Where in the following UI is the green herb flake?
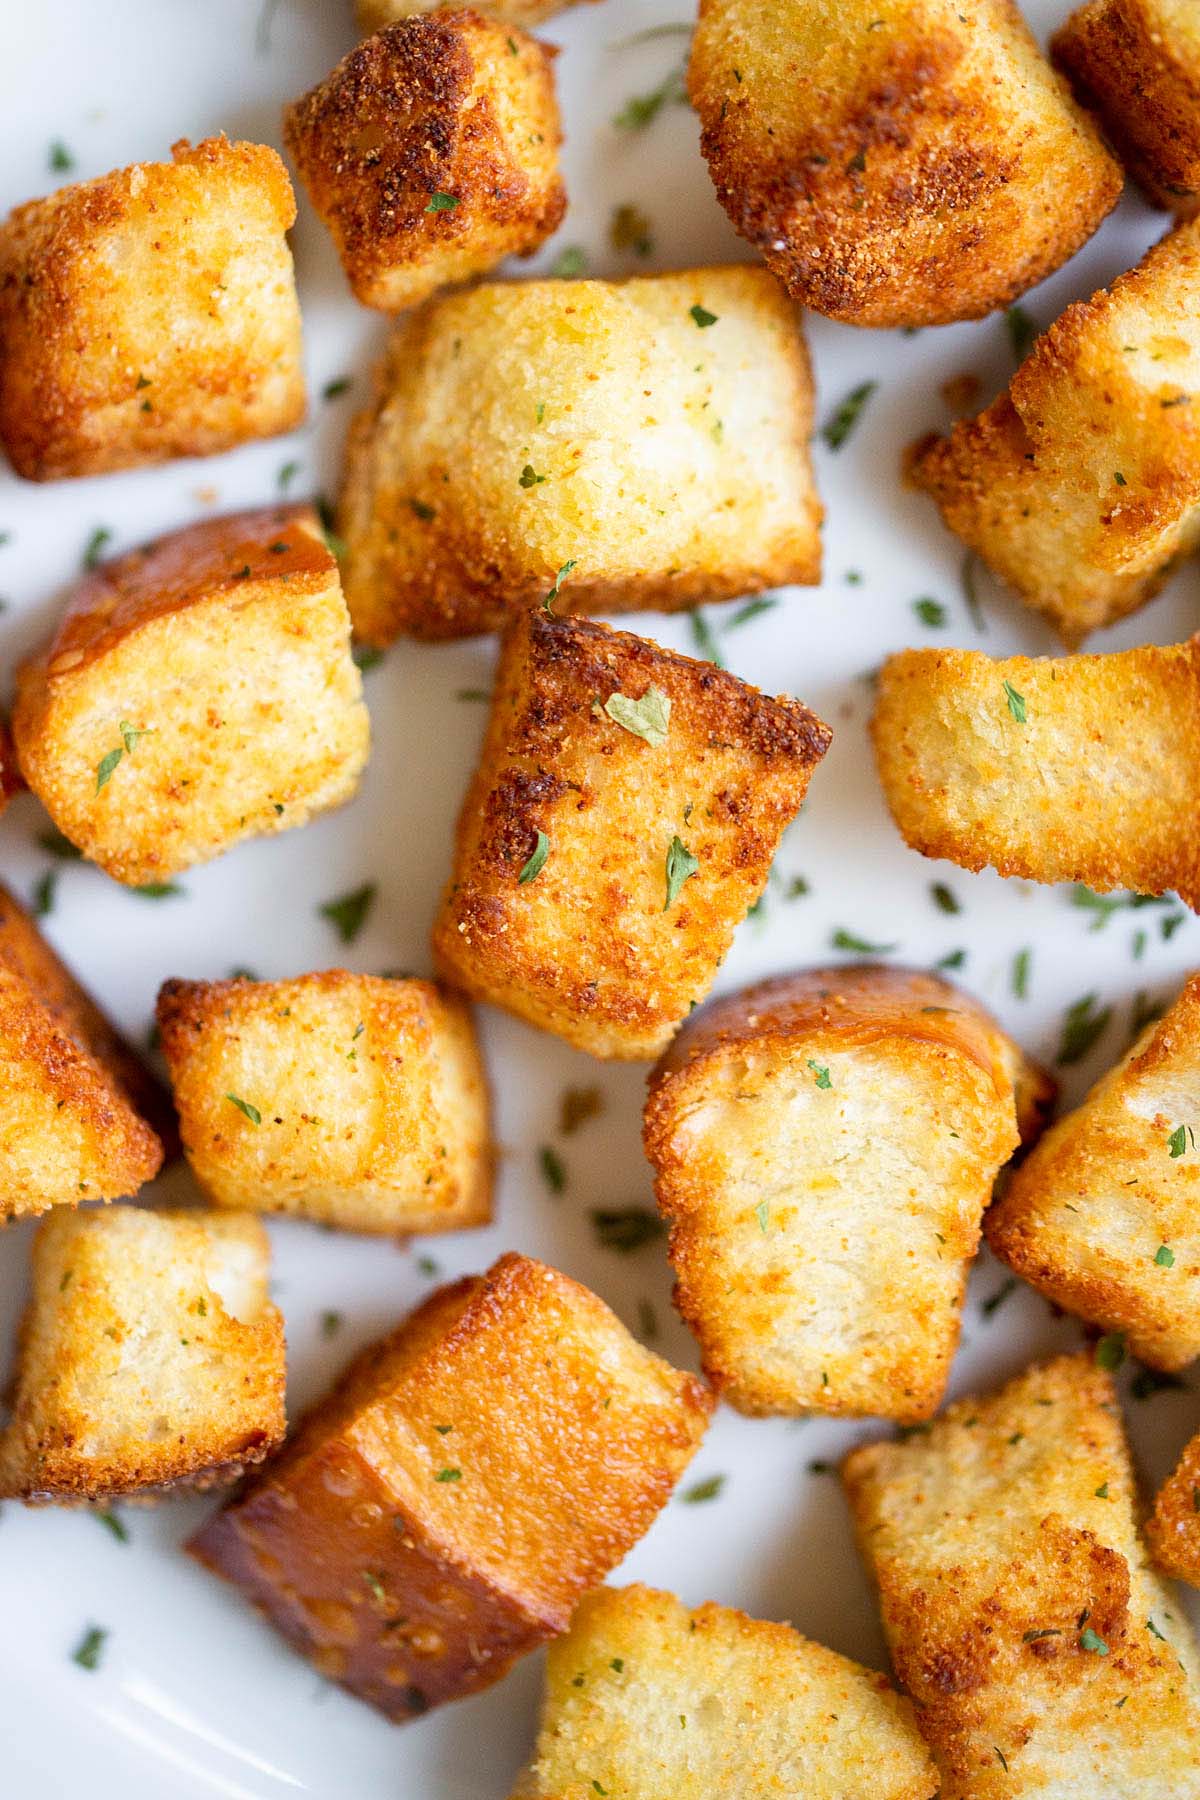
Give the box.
[1079,1627,1109,1655]
[1012,947,1031,999]
[682,1474,725,1503]
[610,203,654,257]
[931,882,960,915]
[543,558,577,609]
[519,463,547,488]
[604,685,670,746]
[688,608,725,666]
[1095,1332,1126,1372]
[37,828,82,860]
[590,1207,664,1253]
[95,746,124,794]
[1003,679,1027,723]
[518,831,550,884]
[913,596,947,627]
[664,835,699,910]
[754,1199,770,1235]
[83,526,112,570]
[49,139,75,173]
[32,871,57,918]
[425,192,459,212]
[612,62,688,131]
[132,882,183,899]
[322,377,351,400]
[550,246,587,278]
[1155,1244,1176,1267]
[225,1093,262,1126]
[831,928,897,955]
[1006,304,1036,361]
[982,1276,1018,1318]
[363,1571,387,1602]
[1057,993,1112,1065]
[539,1144,566,1195]
[821,380,876,451]
[72,1626,107,1671]
[1095,1483,1110,1499]
[807,1059,832,1089]
[319,882,377,943]
[408,497,435,522]
[435,1467,462,1483]
[353,643,384,672]
[689,303,718,329]
[1169,1124,1193,1159]
[95,1509,128,1544]
[995,1748,1009,1773]
[278,459,301,491]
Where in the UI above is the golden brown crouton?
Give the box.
[513,1583,938,1800]
[910,215,1200,642]
[156,972,491,1236]
[871,640,1200,907]
[0,883,166,1223]
[432,613,831,1060]
[357,0,593,26]
[687,0,1121,329]
[0,137,304,481]
[12,505,369,885]
[189,1253,711,1721]
[285,13,565,313]
[843,1354,1200,1796]
[1149,1431,1200,1584]
[644,966,1050,1422]
[0,1205,285,1502]
[1054,0,1200,214]
[338,266,823,643]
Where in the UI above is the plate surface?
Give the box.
[2,2,1200,1794]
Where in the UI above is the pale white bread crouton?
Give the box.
[0,136,304,481]
[432,612,831,1060]
[0,1205,285,1501]
[910,215,1200,642]
[156,972,491,1235]
[843,1354,1200,1797]
[285,13,565,313]
[644,965,1052,1421]
[1149,1430,1200,1584]
[512,1583,938,1800]
[1054,0,1200,215]
[0,882,166,1223]
[188,1254,712,1721]
[358,0,593,26]
[338,267,822,643]
[987,972,1200,1369]
[12,505,369,885]
[871,640,1200,907]
[687,0,1121,329]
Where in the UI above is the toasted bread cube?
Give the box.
[12,505,369,885]
[687,0,1120,330]
[843,1354,1200,1794]
[0,1206,285,1502]
[872,640,1200,907]
[987,973,1200,1369]
[0,137,304,481]
[156,972,491,1235]
[644,966,1050,1422]
[432,613,831,1059]
[0,883,165,1223]
[1054,0,1200,215]
[339,267,823,643]
[358,0,592,25]
[189,1253,711,1720]
[1149,1432,1200,1583]
[910,217,1200,642]
[285,14,565,314]
[513,1583,938,1800]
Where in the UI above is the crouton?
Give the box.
[513,1583,938,1800]
[156,972,491,1235]
[843,1354,1200,1794]
[188,1253,711,1720]
[1054,0,1200,215]
[12,505,369,885]
[0,136,304,481]
[338,266,822,643]
[0,1205,285,1502]
[871,640,1200,907]
[0,883,166,1223]
[0,717,21,812]
[910,216,1200,642]
[285,13,565,314]
[687,0,1121,330]
[1149,1430,1200,1584]
[432,613,831,1060]
[357,0,592,27]
[643,966,1050,1421]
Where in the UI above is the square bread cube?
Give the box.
[843,1354,1200,1794]
[12,505,369,885]
[285,13,565,312]
[188,1253,711,1720]
[644,966,1052,1421]
[0,1205,285,1502]
[357,0,594,27]
[432,613,831,1059]
[512,1583,938,1800]
[987,972,1200,1369]
[871,640,1200,907]
[910,214,1200,642]
[338,266,823,642]
[0,882,166,1223]
[0,136,304,481]
[156,972,491,1235]
[1150,1430,1200,1584]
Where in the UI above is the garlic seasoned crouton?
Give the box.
[871,640,1200,907]
[843,1354,1200,1796]
[910,216,1200,642]
[1054,0,1200,215]
[513,1583,938,1800]
[0,883,165,1223]
[0,1206,285,1502]
[432,613,830,1060]
[156,972,491,1236]
[13,505,369,885]
[987,973,1200,1369]
[644,966,1050,1421]
[285,13,565,313]
[338,267,822,643]
[0,137,304,481]
[189,1253,711,1721]
[1149,1431,1200,1583]
[687,0,1121,329]
[358,0,590,25]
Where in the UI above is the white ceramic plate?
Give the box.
[3,2,1200,1793]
